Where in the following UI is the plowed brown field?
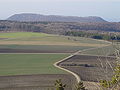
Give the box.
[0,74,76,90]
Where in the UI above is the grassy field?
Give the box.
[0,32,109,47]
[0,54,69,76]
[0,32,50,38]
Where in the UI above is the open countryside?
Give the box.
[0,32,117,90]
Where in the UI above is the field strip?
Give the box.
[54,44,112,84]
[0,53,71,54]
[0,41,109,47]
[78,53,115,58]
[78,44,111,53]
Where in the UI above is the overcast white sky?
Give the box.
[1,0,120,2]
[0,0,120,22]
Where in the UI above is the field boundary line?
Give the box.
[78,53,115,58]
[0,53,71,54]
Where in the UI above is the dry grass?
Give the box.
[83,81,100,90]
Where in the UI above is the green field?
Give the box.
[0,32,50,38]
[0,54,69,76]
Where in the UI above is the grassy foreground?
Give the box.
[0,54,69,76]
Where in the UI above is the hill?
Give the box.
[7,13,107,22]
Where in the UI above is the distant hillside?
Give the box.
[0,20,120,34]
[7,13,107,23]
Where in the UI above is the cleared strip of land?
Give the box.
[0,45,93,53]
[0,41,108,47]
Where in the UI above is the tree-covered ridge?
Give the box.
[0,20,120,36]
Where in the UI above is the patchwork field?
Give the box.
[0,32,109,47]
[0,32,113,90]
[0,32,110,54]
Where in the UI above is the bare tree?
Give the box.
[99,42,120,90]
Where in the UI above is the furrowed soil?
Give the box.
[0,74,76,90]
[60,55,115,82]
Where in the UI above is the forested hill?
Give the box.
[0,21,120,34]
[7,13,106,23]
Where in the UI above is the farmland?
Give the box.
[0,32,109,47]
[0,54,70,76]
[60,55,115,82]
[0,74,76,90]
[0,32,110,54]
[0,32,113,90]
[59,55,116,89]
[0,45,92,53]
[81,45,115,56]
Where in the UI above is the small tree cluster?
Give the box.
[75,82,86,90]
[54,79,66,90]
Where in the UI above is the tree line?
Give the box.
[65,31,120,41]
[1,21,120,34]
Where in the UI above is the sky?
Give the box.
[0,0,120,22]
